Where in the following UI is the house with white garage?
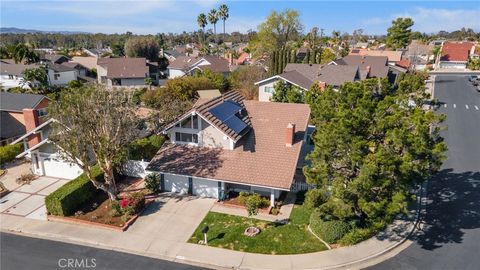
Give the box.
[437,41,475,70]
[0,59,41,90]
[97,57,149,87]
[11,117,83,180]
[146,91,310,206]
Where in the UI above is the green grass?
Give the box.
[188,204,327,254]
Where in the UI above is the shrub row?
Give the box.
[45,166,102,216]
[0,143,23,166]
[309,209,351,244]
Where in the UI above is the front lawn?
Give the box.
[188,203,327,254]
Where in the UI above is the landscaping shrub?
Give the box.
[338,227,376,246]
[238,191,249,205]
[0,143,23,166]
[120,192,146,215]
[45,166,102,216]
[309,210,351,244]
[144,173,161,193]
[238,192,270,208]
[111,200,121,217]
[128,134,166,161]
[244,193,270,216]
[16,173,36,185]
[304,189,329,209]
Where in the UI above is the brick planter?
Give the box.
[216,200,271,214]
[47,200,152,232]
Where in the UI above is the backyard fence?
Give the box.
[291,182,316,192]
[121,160,150,178]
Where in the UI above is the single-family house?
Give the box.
[40,54,70,65]
[405,40,434,70]
[167,55,230,79]
[349,49,403,65]
[255,63,360,102]
[0,92,49,146]
[331,55,390,80]
[437,41,475,70]
[47,63,78,86]
[97,57,149,87]
[0,59,40,90]
[146,91,311,205]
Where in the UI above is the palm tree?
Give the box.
[197,13,208,44]
[218,4,229,40]
[208,9,219,42]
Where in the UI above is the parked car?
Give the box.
[473,79,480,87]
[468,75,478,82]
[476,85,480,92]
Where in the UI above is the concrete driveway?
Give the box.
[0,176,69,220]
[125,194,215,256]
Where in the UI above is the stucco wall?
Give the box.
[200,119,231,149]
[257,79,278,102]
[48,70,78,86]
[120,78,146,86]
[168,68,186,79]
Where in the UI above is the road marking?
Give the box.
[475,106,479,111]
[453,104,456,108]
[466,105,469,109]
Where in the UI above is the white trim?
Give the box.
[16,139,49,158]
[156,171,291,191]
[254,75,308,91]
[10,118,55,145]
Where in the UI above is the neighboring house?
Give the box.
[163,49,183,62]
[0,59,40,90]
[437,41,475,70]
[11,118,83,179]
[167,55,230,79]
[40,54,70,64]
[97,57,149,87]
[71,56,98,71]
[331,55,390,80]
[0,92,49,146]
[405,40,434,70]
[146,91,311,205]
[83,48,112,58]
[255,63,360,102]
[47,63,78,86]
[61,61,96,83]
[349,49,403,65]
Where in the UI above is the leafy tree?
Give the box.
[124,36,160,61]
[386,18,414,49]
[140,87,192,124]
[218,4,229,40]
[197,13,208,43]
[304,74,447,236]
[250,9,303,57]
[467,58,480,70]
[229,66,267,100]
[194,68,229,92]
[319,48,336,64]
[49,84,141,200]
[111,43,125,56]
[22,67,49,92]
[270,81,304,103]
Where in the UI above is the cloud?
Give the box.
[362,7,480,33]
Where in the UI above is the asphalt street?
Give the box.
[0,232,211,270]
[367,75,480,269]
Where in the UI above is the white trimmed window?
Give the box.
[264,86,274,93]
[175,132,198,143]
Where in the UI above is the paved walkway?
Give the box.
[1,188,421,270]
[1,176,68,220]
[0,161,31,191]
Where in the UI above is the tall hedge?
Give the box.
[45,166,102,216]
[310,210,351,244]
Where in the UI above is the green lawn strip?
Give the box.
[189,205,327,254]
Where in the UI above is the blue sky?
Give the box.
[1,1,479,35]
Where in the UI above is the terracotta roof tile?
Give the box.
[440,42,474,62]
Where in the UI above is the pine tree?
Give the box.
[278,49,284,74]
[269,51,277,76]
[290,49,297,63]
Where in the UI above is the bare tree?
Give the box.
[49,84,140,200]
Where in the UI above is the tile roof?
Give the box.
[0,59,40,76]
[316,65,359,86]
[440,42,474,62]
[42,54,69,64]
[48,63,76,72]
[197,89,222,99]
[97,57,148,79]
[334,55,389,79]
[71,57,97,70]
[148,94,310,190]
[349,49,403,62]
[0,92,47,112]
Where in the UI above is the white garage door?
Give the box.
[192,178,218,198]
[164,174,189,194]
[42,156,83,180]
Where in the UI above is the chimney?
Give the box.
[23,109,41,148]
[286,123,295,147]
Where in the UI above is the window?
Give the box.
[37,108,48,117]
[177,115,198,129]
[175,132,198,143]
[54,73,60,80]
[264,86,274,93]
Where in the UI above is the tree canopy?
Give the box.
[386,18,414,49]
[49,85,141,200]
[270,81,304,103]
[124,36,160,61]
[304,74,446,242]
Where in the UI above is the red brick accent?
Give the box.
[286,123,296,147]
[23,109,41,148]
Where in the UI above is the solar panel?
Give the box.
[208,100,248,134]
[224,116,248,134]
[209,100,242,121]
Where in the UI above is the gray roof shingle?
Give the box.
[0,92,47,112]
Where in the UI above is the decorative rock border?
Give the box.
[244,226,260,237]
